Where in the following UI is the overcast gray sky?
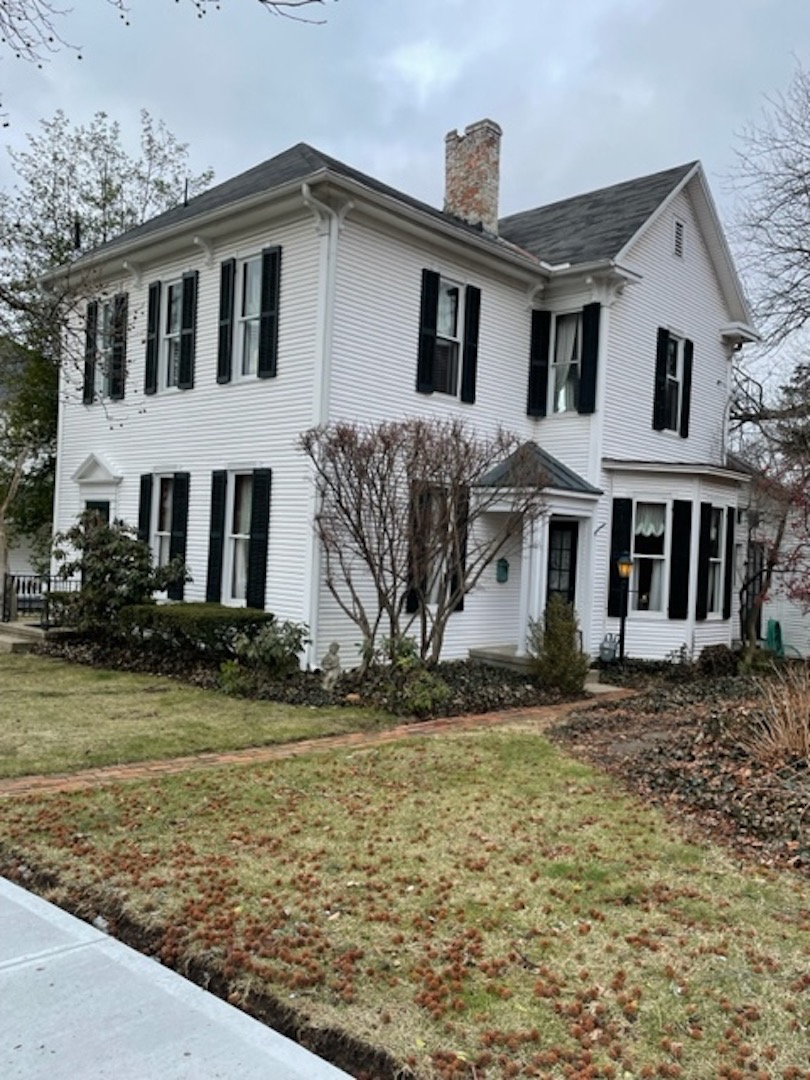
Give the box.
[1,0,808,222]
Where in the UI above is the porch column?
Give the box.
[517,513,548,655]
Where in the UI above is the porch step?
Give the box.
[0,622,52,653]
[469,646,532,673]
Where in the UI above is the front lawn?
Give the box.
[0,653,391,778]
[1,728,807,1079]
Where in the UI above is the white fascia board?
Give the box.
[615,163,755,329]
[45,169,548,292]
[720,320,760,344]
[602,458,751,484]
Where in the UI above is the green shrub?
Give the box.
[697,643,739,678]
[529,595,590,696]
[398,668,452,718]
[51,513,187,637]
[218,659,258,697]
[232,619,310,678]
[118,602,274,660]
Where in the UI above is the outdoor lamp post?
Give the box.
[617,552,633,664]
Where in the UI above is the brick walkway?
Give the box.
[0,688,632,799]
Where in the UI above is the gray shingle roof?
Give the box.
[81,143,500,260]
[480,441,601,495]
[498,162,697,266]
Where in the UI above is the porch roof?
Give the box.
[480,441,602,495]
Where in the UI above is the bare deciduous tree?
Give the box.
[299,418,548,669]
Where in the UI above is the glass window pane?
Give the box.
[231,538,248,600]
[167,283,181,334]
[242,259,261,317]
[232,475,253,535]
[242,321,259,375]
[437,282,459,338]
[158,478,173,532]
[666,336,679,377]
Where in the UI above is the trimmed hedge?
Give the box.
[118,602,275,660]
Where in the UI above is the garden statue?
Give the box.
[321,641,342,691]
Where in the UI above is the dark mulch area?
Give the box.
[37,638,567,717]
[550,676,810,874]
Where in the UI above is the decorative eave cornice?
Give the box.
[720,321,760,346]
[603,458,751,484]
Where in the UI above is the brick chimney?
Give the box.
[444,119,502,234]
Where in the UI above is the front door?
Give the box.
[547,521,578,606]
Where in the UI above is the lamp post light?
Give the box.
[616,552,633,665]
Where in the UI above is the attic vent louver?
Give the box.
[674,219,684,258]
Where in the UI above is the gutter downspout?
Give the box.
[299,182,353,668]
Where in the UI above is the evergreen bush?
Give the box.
[529,595,591,695]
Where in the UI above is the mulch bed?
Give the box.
[37,638,567,717]
[550,676,810,875]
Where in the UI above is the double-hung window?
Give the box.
[162,282,183,389]
[664,335,683,431]
[707,507,724,614]
[416,269,481,403]
[83,294,127,403]
[207,469,272,610]
[154,476,174,567]
[144,272,198,395]
[434,278,462,396]
[217,248,282,384]
[653,328,693,437]
[551,312,582,414]
[632,502,667,612]
[237,257,262,377]
[228,473,253,602]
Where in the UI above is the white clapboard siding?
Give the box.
[56,214,321,624]
[604,188,732,466]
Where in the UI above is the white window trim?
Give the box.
[664,333,684,433]
[433,275,463,398]
[630,500,670,617]
[549,310,582,416]
[707,506,726,618]
[160,280,182,391]
[223,472,253,606]
[234,255,262,381]
[94,299,115,398]
[152,475,174,569]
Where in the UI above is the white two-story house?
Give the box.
[49,120,757,668]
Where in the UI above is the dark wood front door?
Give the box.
[547,521,578,606]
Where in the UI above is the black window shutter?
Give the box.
[527,309,551,417]
[206,470,227,603]
[460,285,481,404]
[608,497,633,617]
[578,302,600,415]
[679,339,693,439]
[696,501,712,621]
[246,468,272,609]
[145,281,161,396]
[178,271,198,390]
[416,269,439,394]
[450,489,470,612]
[217,259,236,384]
[83,301,98,404]
[167,472,190,601]
[652,327,669,431]
[668,500,692,619]
[109,293,128,401]
[257,247,281,379]
[723,506,735,620]
[137,473,153,544]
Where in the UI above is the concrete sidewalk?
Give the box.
[0,876,350,1079]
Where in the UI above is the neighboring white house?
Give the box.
[48,120,758,667]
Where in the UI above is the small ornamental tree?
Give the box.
[52,512,188,636]
[300,418,548,668]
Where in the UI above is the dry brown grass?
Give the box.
[739,665,810,764]
[1,731,808,1079]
